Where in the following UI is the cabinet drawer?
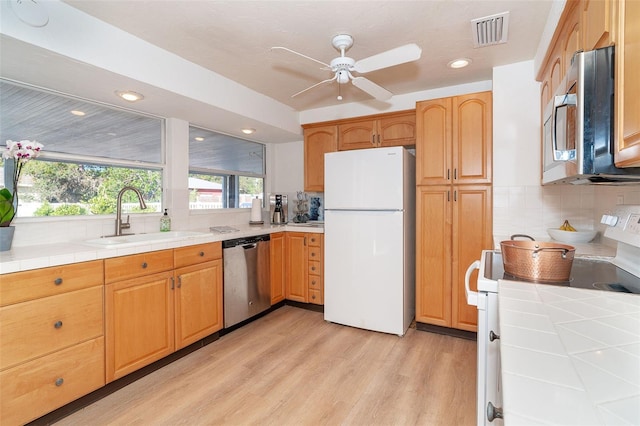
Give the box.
[0,286,104,370]
[308,234,322,247]
[308,274,323,289]
[308,260,322,276]
[105,249,174,283]
[0,336,105,426]
[174,242,222,268]
[309,288,323,305]
[0,260,103,307]
[308,246,322,261]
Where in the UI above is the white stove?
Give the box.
[465,204,640,426]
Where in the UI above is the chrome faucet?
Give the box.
[115,186,147,236]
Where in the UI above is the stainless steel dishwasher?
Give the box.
[223,234,271,328]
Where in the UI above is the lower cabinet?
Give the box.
[0,260,105,425]
[105,243,223,382]
[416,184,492,331]
[270,232,286,304]
[284,232,324,304]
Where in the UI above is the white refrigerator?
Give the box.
[324,146,415,336]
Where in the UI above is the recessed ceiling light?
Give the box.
[115,90,144,102]
[242,128,256,135]
[70,110,86,116]
[448,58,472,69]
[194,137,205,141]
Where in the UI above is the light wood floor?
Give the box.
[55,306,477,426]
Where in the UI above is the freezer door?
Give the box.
[324,209,411,335]
[324,147,406,210]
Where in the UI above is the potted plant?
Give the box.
[1,139,44,251]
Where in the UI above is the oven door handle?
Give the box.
[465,260,480,306]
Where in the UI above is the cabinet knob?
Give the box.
[311,294,316,300]
[199,251,205,257]
[55,378,64,387]
[486,402,503,422]
[312,280,317,286]
[311,266,316,271]
[489,330,500,342]
[54,320,63,329]
[54,278,63,285]
[141,262,148,269]
[311,252,316,257]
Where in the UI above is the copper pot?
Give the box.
[500,235,575,282]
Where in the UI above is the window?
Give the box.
[0,80,164,218]
[189,126,265,209]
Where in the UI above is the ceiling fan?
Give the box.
[272,34,422,101]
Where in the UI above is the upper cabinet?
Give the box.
[338,111,416,150]
[582,0,614,50]
[303,110,415,192]
[416,92,492,185]
[303,125,338,192]
[615,0,640,167]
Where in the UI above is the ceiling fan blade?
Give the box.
[353,43,422,73]
[271,46,331,68]
[351,77,393,101]
[291,75,337,98]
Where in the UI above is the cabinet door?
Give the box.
[270,232,286,304]
[338,119,376,150]
[106,271,174,382]
[451,185,493,332]
[378,112,416,147]
[615,0,640,167]
[285,232,308,303]
[582,0,613,50]
[304,125,338,192]
[174,260,223,350]
[416,98,453,185]
[415,185,452,326]
[453,92,492,184]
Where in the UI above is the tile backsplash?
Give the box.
[493,184,640,242]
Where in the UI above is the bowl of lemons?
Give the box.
[547,220,598,244]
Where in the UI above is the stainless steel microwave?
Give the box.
[542,46,640,184]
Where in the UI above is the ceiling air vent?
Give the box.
[471,11,509,48]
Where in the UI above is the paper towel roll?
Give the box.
[250,198,262,222]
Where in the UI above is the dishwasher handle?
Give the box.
[242,243,257,250]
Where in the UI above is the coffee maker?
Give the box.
[269,194,288,224]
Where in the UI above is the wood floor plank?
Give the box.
[54,306,476,425]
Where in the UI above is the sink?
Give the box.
[287,222,324,228]
[84,231,208,248]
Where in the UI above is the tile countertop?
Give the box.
[0,223,323,275]
[498,281,640,425]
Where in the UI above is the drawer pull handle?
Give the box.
[54,320,63,329]
[199,251,205,257]
[55,378,64,387]
[54,278,63,285]
[141,262,148,269]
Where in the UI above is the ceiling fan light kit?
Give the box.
[272,33,422,102]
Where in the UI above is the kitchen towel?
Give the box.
[250,198,262,222]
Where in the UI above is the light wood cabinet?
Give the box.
[284,232,324,304]
[106,269,175,382]
[415,91,493,332]
[582,0,615,50]
[270,232,286,304]
[416,92,492,186]
[0,261,105,425]
[285,232,308,303]
[174,243,223,350]
[615,0,640,167]
[307,234,324,305]
[303,124,338,192]
[106,244,223,382]
[338,111,416,150]
[415,185,492,331]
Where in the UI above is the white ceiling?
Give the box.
[0,0,555,143]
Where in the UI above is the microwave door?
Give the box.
[553,93,577,161]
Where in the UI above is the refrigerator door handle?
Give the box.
[465,260,480,306]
